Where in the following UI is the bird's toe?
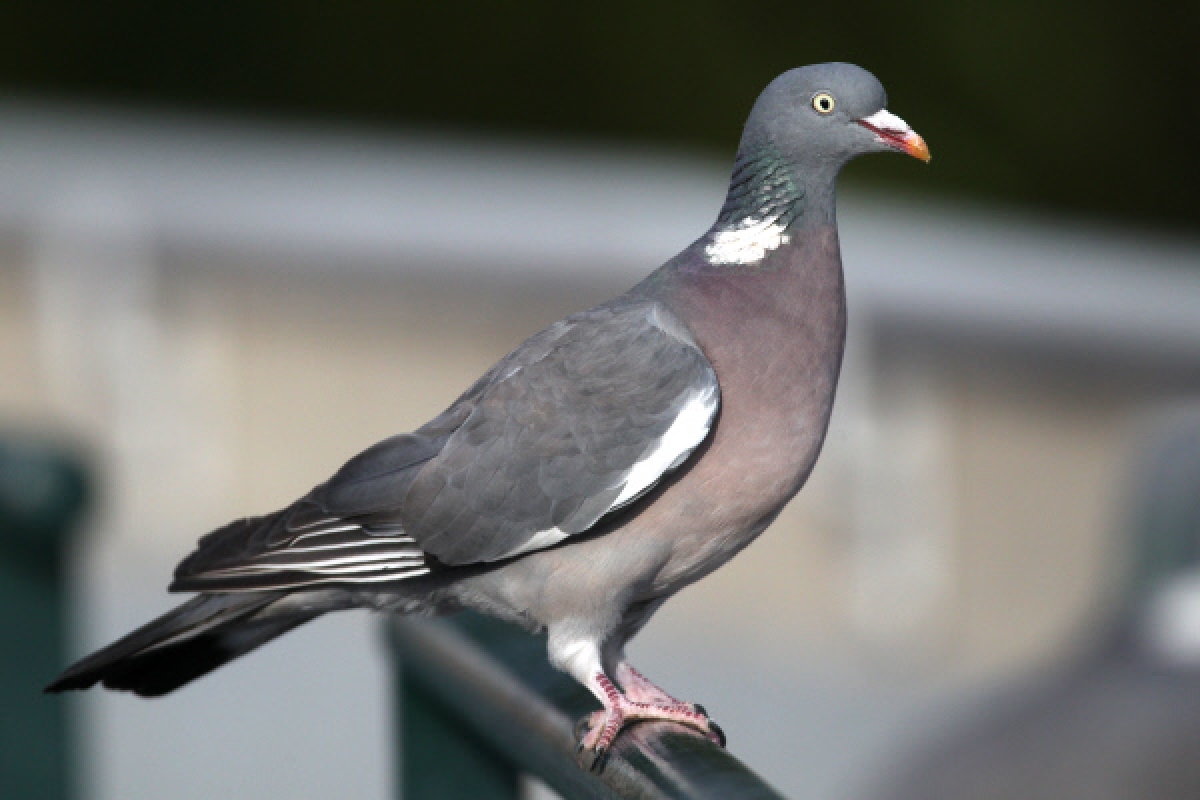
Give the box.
[574,708,622,770]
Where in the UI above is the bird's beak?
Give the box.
[856,109,931,163]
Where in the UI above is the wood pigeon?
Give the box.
[47,62,929,761]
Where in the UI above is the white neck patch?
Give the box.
[705,216,790,265]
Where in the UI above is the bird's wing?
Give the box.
[169,380,486,591]
[169,435,447,591]
[170,301,717,590]
[401,302,719,564]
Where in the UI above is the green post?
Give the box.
[392,612,594,800]
[394,613,524,800]
[399,668,522,800]
[1127,418,1200,601]
[0,438,89,800]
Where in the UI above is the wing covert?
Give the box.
[401,302,719,565]
[170,300,718,591]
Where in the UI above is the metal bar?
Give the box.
[387,613,785,799]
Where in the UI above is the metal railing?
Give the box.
[388,613,785,800]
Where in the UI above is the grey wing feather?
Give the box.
[171,434,452,591]
[170,368,497,591]
[170,301,718,589]
[401,302,719,565]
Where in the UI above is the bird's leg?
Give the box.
[577,671,630,757]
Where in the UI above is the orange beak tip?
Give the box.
[906,133,932,163]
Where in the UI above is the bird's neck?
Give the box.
[702,145,838,269]
[644,142,846,351]
[715,146,805,228]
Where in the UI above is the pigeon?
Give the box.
[47,62,929,760]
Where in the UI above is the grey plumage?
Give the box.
[48,62,929,758]
[405,304,716,564]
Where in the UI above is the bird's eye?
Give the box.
[811,92,835,115]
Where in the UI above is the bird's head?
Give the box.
[742,62,930,169]
[701,63,928,266]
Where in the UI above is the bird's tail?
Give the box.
[45,591,321,697]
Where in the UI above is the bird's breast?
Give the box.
[652,225,847,586]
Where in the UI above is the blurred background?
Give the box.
[1,2,1198,799]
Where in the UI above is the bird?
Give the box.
[47,62,929,761]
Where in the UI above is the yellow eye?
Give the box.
[812,92,835,114]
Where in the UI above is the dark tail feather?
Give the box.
[46,592,320,697]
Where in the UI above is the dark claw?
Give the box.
[574,717,592,754]
[574,738,609,773]
[689,703,725,747]
[709,719,727,748]
[589,746,611,773]
[573,714,612,772]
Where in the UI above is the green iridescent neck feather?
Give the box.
[715,147,806,232]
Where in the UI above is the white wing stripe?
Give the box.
[209,552,423,575]
[292,524,364,542]
[349,568,431,582]
[498,527,570,559]
[288,517,341,531]
[304,562,424,575]
[220,567,432,591]
[271,551,424,570]
[265,537,416,557]
[611,385,718,509]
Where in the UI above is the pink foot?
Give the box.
[575,672,725,768]
[616,661,688,707]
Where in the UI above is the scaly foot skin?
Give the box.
[574,672,726,770]
[616,661,724,734]
[616,661,689,707]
